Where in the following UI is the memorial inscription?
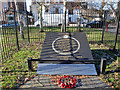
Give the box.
[40,32,93,60]
[52,35,80,55]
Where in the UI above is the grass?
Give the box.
[1,27,103,60]
[1,42,119,88]
[2,42,42,88]
[90,44,119,88]
[100,58,119,88]
[1,27,120,88]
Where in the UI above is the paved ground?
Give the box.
[19,75,111,88]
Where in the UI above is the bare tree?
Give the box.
[36,2,43,32]
[88,0,118,21]
[15,1,24,39]
[99,0,107,19]
[107,1,120,21]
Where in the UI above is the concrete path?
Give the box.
[19,75,111,88]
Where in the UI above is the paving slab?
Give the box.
[37,64,97,75]
[19,75,111,88]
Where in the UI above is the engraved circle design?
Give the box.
[52,35,80,55]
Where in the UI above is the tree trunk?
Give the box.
[99,1,107,20]
[61,1,66,32]
[39,4,43,32]
[15,1,24,39]
[19,15,24,39]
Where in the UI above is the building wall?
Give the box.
[16,2,25,12]
[0,1,2,23]
[32,3,81,26]
[1,1,27,25]
[31,1,100,26]
[0,1,2,13]
[31,4,39,22]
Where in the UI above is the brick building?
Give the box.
[1,1,26,25]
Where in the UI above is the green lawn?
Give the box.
[1,27,120,88]
[1,42,119,88]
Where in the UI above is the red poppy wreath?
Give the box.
[58,75,77,88]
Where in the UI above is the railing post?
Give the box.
[61,0,66,32]
[78,14,81,32]
[101,11,107,43]
[100,58,106,74]
[40,3,43,32]
[0,23,3,60]
[14,9,20,51]
[113,3,120,51]
[15,1,24,39]
[1,10,5,60]
[26,11,30,43]
[78,6,82,32]
[64,10,66,32]
[27,58,33,72]
[118,37,120,55]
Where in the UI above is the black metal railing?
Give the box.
[0,2,119,61]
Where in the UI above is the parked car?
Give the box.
[85,21,103,28]
[2,22,19,27]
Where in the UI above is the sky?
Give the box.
[0,0,118,12]
[26,0,118,11]
[26,0,32,12]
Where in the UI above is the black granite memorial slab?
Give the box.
[37,64,97,75]
[40,32,93,60]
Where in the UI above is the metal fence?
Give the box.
[0,1,119,61]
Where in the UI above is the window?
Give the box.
[45,6,49,12]
[0,13,1,20]
[68,10,73,15]
[8,17,14,20]
[2,2,7,10]
[46,0,50,3]
[61,9,63,14]
[55,0,59,3]
[56,8,59,14]
[9,13,12,15]
[8,2,10,8]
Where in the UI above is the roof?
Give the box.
[66,2,87,9]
